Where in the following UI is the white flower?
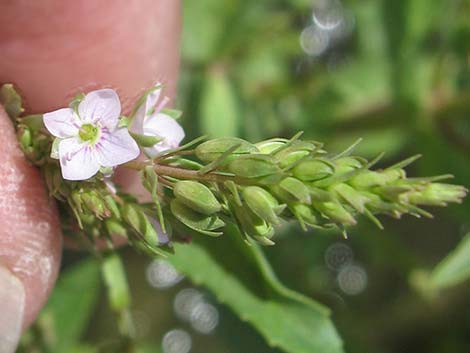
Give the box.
[44,89,140,181]
[130,84,185,158]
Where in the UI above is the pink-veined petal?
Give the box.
[58,138,100,180]
[143,113,185,147]
[78,89,121,129]
[95,128,140,167]
[43,108,80,138]
[129,84,162,135]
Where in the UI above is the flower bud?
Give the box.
[293,160,334,182]
[18,126,32,150]
[404,183,467,206]
[227,154,282,180]
[273,177,311,204]
[81,191,111,219]
[195,137,258,163]
[312,200,357,226]
[242,186,283,225]
[173,181,222,215]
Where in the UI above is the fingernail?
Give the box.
[0,265,25,353]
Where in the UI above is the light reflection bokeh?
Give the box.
[146,259,185,289]
[162,329,192,353]
[337,264,368,295]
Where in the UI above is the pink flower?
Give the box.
[44,89,140,181]
[130,84,185,158]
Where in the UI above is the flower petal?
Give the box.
[43,108,80,138]
[59,138,100,180]
[129,84,162,135]
[95,128,140,167]
[144,113,185,147]
[78,89,121,129]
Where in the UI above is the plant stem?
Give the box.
[124,160,252,185]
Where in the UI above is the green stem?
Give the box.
[124,160,252,185]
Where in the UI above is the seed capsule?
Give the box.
[255,139,287,154]
[227,154,282,180]
[291,203,319,227]
[231,202,275,242]
[170,199,224,236]
[293,159,335,182]
[195,137,258,163]
[275,142,317,169]
[312,200,357,226]
[334,157,363,174]
[173,181,221,215]
[274,177,311,204]
[242,186,283,225]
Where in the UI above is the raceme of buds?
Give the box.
[2,83,467,253]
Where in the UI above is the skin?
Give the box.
[0,0,181,330]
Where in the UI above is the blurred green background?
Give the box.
[20,0,470,352]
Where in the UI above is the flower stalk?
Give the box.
[1,83,467,255]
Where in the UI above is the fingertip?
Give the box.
[0,106,62,328]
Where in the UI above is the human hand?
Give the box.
[0,1,180,351]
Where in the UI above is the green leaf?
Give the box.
[102,253,131,311]
[430,234,470,289]
[37,258,101,353]
[200,69,239,137]
[168,225,343,353]
[67,345,97,353]
[136,343,164,353]
[182,0,237,62]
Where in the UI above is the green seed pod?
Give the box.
[173,181,221,215]
[232,202,275,243]
[333,183,370,213]
[274,177,311,204]
[312,200,357,226]
[105,219,128,237]
[334,157,363,174]
[275,142,317,169]
[350,169,404,189]
[170,199,225,236]
[122,204,159,246]
[255,139,287,154]
[242,186,283,225]
[292,203,319,224]
[293,160,334,182]
[404,183,467,206]
[360,191,403,217]
[195,137,258,163]
[104,195,121,219]
[227,154,282,179]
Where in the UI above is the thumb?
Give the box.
[0,106,62,352]
[0,1,181,351]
